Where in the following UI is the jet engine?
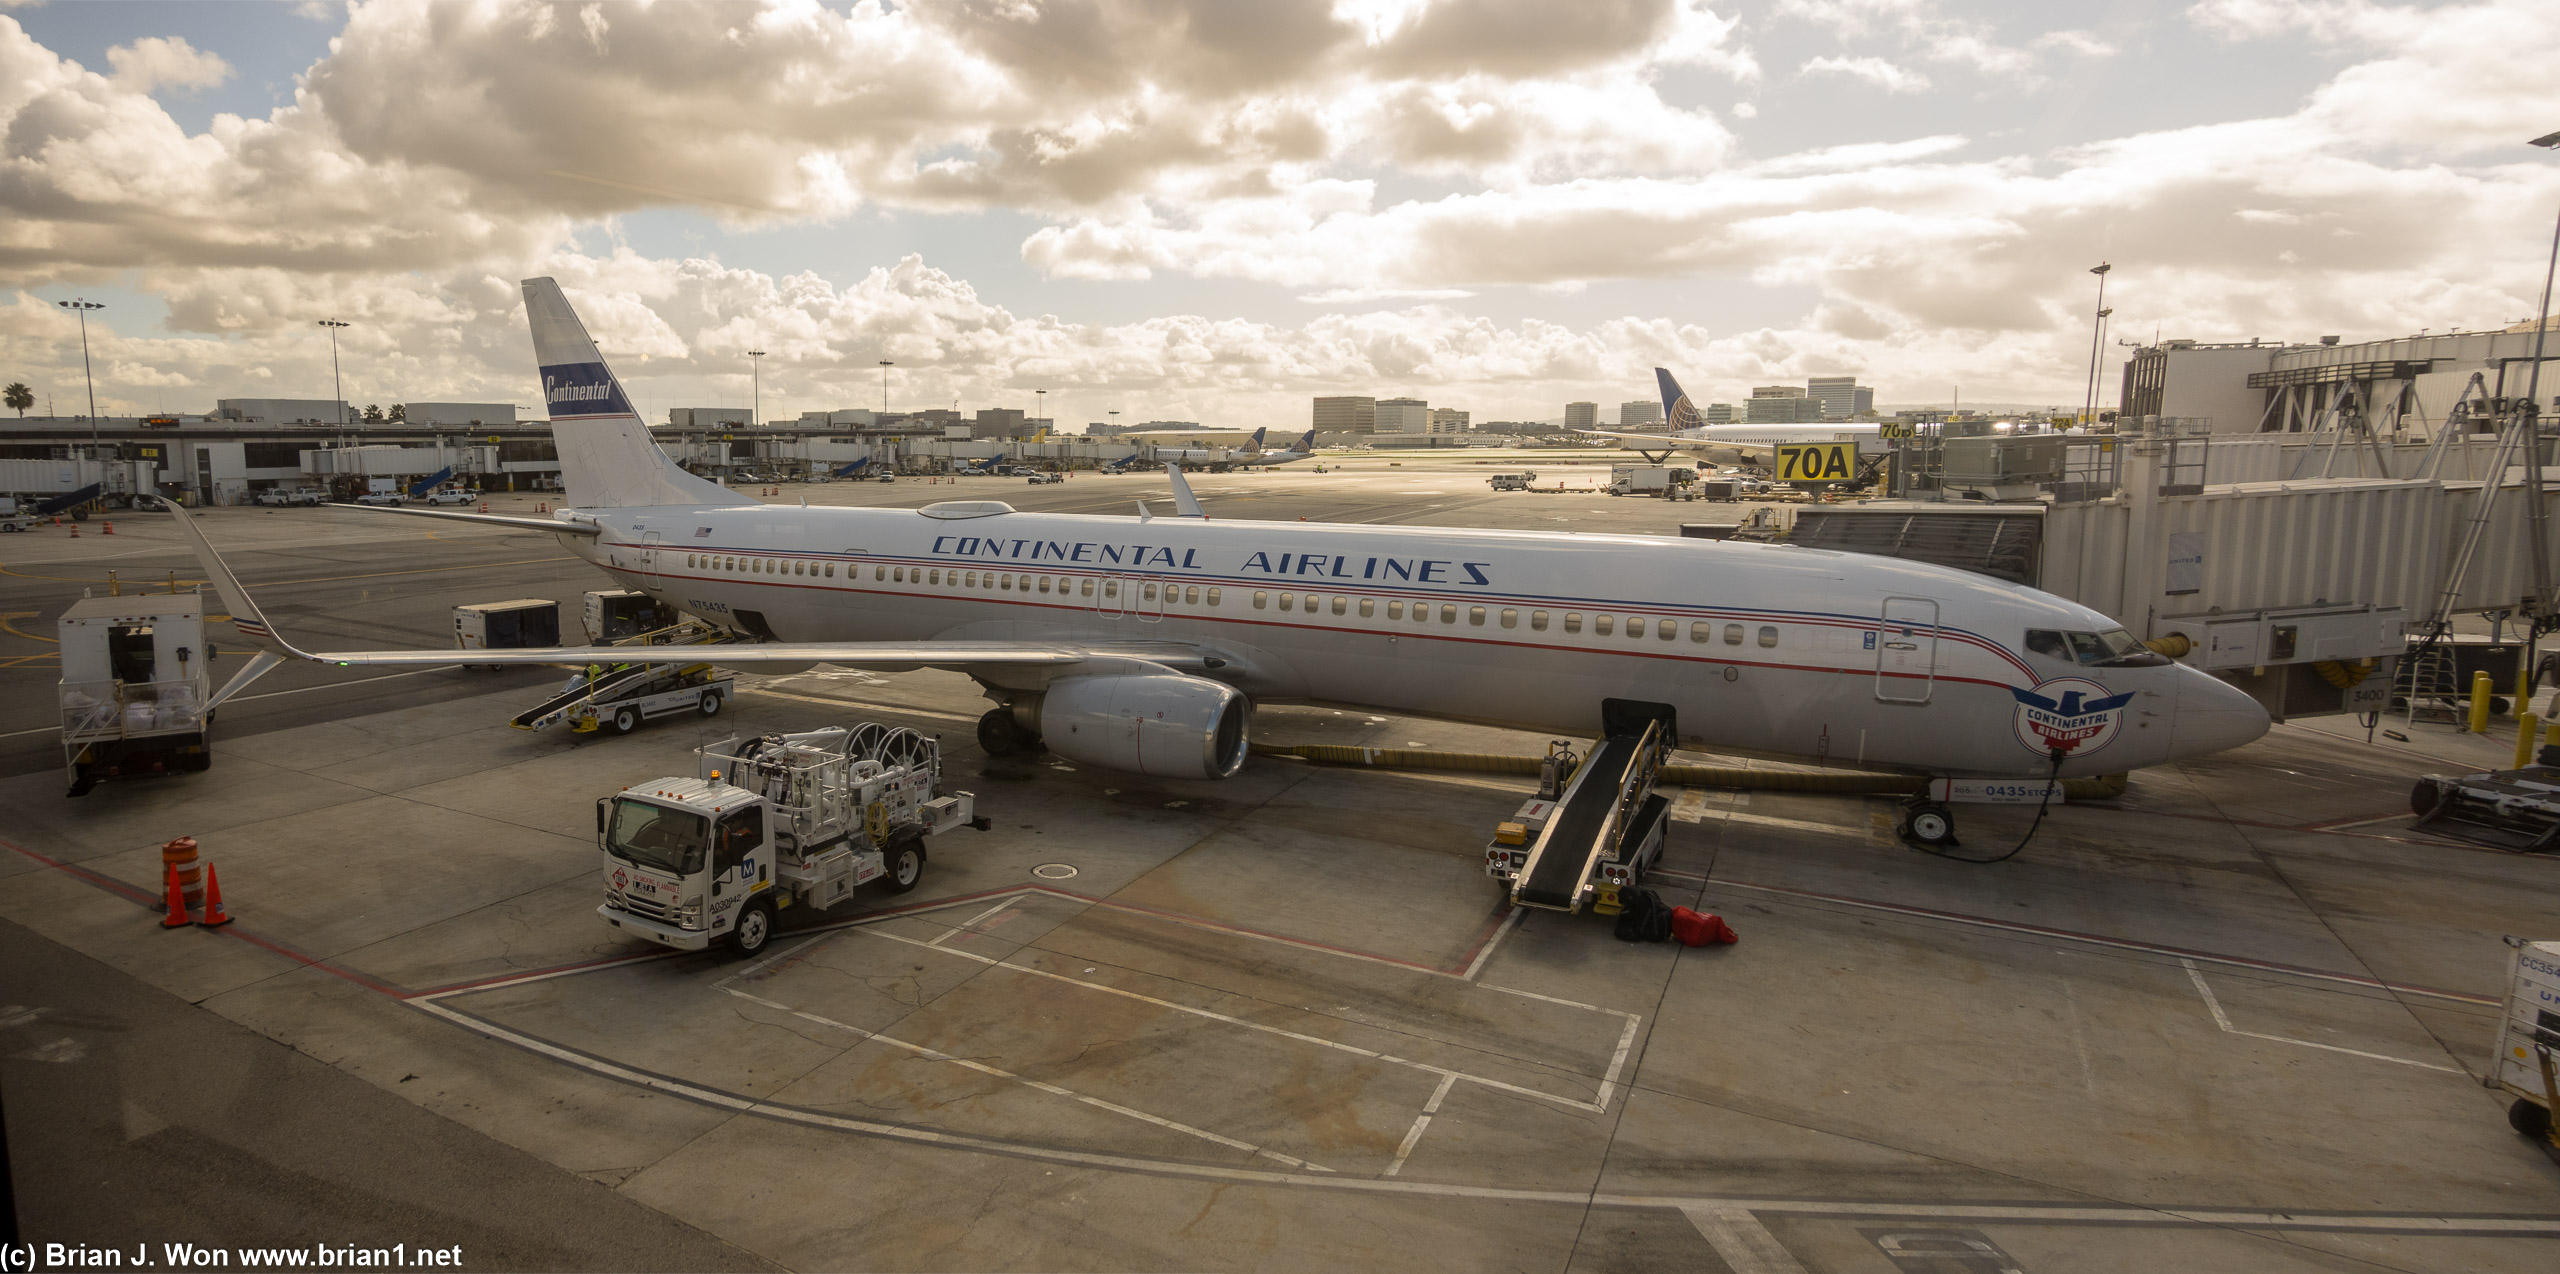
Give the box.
[1028,673,1249,780]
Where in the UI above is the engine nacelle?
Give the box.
[1030,673,1249,780]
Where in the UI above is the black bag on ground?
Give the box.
[1613,887,1673,943]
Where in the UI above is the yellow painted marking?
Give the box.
[0,612,58,644]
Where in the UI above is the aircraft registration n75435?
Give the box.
[155,277,2269,786]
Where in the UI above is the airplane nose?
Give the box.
[2169,664,2270,760]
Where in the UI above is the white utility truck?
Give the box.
[57,590,216,795]
[596,726,985,955]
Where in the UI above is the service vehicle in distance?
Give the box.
[0,497,32,532]
[597,725,984,954]
[1026,471,1064,485]
[351,490,404,506]
[418,488,476,506]
[1487,471,1537,491]
[254,488,326,507]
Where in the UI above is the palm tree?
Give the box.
[3,382,30,418]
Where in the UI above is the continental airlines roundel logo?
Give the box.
[2009,678,2136,757]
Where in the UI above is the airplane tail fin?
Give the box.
[1295,428,1315,451]
[1656,367,1704,431]
[1250,427,1267,450]
[524,278,735,510]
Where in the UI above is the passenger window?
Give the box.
[1104,580,1119,598]
[964,571,977,588]
[1500,608,1517,628]
[1530,611,1548,631]
[1564,612,1582,634]
[1332,596,1347,616]
[1387,600,1404,619]
[1185,586,1199,604]
[827,564,836,578]
[1207,588,1221,606]
[929,569,941,585]
[1659,620,1676,641]
[1003,575,1016,591]
[1279,593,1295,612]
[1359,598,1374,618]
[1691,622,1710,643]
[1439,604,1457,624]
[1758,625,1779,648]
[1081,578,1093,596]
[1254,590,1268,608]
[1039,576,1052,593]
[1595,615,1614,636]
[1469,606,1486,626]
[1142,582,1156,601]
[1626,617,1645,639]
[685,554,695,568]
[1724,623,1743,645]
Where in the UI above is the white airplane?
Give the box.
[160,279,2267,825]
[1229,428,1317,468]
[1148,428,1260,466]
[1588,369,1888,481]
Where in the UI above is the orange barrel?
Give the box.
[161,837,204,911]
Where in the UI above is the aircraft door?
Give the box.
[1135,577,1165,622]
[638,531,662,590]
[1095,575,1124,617]
[1874,597,1939,704]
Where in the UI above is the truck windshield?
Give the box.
[606,799,707,876]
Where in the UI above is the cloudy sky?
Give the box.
[4,0,2556,430]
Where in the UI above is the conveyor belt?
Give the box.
[1512,732,1650,911]
[512,662,671,729]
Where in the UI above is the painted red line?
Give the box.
[0,834,410,997]
[1711,876,2500,1006]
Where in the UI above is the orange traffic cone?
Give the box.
[103,521,114,535]
[68,522,80,537]
[198,862,233,928]
[158,862,192,928]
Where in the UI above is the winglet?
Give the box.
[1163,463,1206,517]
[148,496,312,661]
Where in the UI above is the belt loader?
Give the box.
[597,725,987,955]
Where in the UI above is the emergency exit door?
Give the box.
[1874,597,1939,704]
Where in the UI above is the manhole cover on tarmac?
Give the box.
[1033,863,1079,879]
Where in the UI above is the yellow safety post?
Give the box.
[2470,671,2495,733]
[2523,713,2542,771]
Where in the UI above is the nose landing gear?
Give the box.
[1898,798,1958,848]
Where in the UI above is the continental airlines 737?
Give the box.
[161,279,2269,802]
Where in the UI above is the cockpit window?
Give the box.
[2027,627,2167,667]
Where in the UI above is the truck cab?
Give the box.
[596,727,980,955]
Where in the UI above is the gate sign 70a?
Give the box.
[1775,441,1858,482]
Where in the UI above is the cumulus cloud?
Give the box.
[104,36,230,93]
[1797,54,1930,93]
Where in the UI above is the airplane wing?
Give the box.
[149,496,1201,678]
[326,503,605,536]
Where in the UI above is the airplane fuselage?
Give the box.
[570,500,2261,779]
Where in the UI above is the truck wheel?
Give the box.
[883,838,926,894]
[2409,780,2442,817]
[2512,1097,2554,1140]
[70,508,90,521]
[732,897,776,956]
[698,690,722,717]
[611,705,640,735]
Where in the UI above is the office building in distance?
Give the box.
[1563,401,1598,431]
[1620,400,1662,427]
[1312,396,1376,435]
[1806,376,1875,418]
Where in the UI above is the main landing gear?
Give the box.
[1898,797,1958,848]
[977,706,1043,756]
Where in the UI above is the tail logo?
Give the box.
[2010,678,2135,756]
[539,361,635,419]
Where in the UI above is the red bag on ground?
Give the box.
[1668,907,1738,947]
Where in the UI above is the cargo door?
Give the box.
[1874,597,1939,704]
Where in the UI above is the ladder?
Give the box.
[2396,640,2461,726]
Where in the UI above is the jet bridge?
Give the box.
[1488,703,1674,914]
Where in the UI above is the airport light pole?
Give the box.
[2095,306,2114,420]
[1036,388,1047,435]
[2520,130,2560,652]
[58,298,103,455]
[878,359,893,417]
[749,348,765,428]
[2082,263,2111,428]
[318,318,350,448]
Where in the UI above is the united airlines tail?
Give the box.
[525,277,735,510]
[1292,428,1315,451]
[1249,427,1268,450]
[1655,367,1705,432]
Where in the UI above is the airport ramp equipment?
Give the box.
[35,484,102,517]
[1509,715,1669,912]
[511,620,737,731]
[2411,764,2560,853]
[405,466,456,498]
[833,458,871,478]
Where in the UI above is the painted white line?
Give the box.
[1477,982,1644,1112]
[721,987,1331,1172]
[413,948,695,1001]
[853,924,1608,1113]
[1459,907,1525,982]
[1679,1206,1811,1274]
[715,934,822,989]
[2180,959,2461,1074]
[929,896,1017,946]
[1384,1072,1460,1178]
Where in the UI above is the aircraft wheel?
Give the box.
[2511,1097,2554,1140]
[1901,801,1957,847]
[698,690,723,717]
[731,897,776,956]
[977,707,1032,755]
[611,705,640,735]
[883,837,926,894]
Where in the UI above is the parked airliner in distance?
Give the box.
[1587,368,1887,472]
[160,279,2269,811]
